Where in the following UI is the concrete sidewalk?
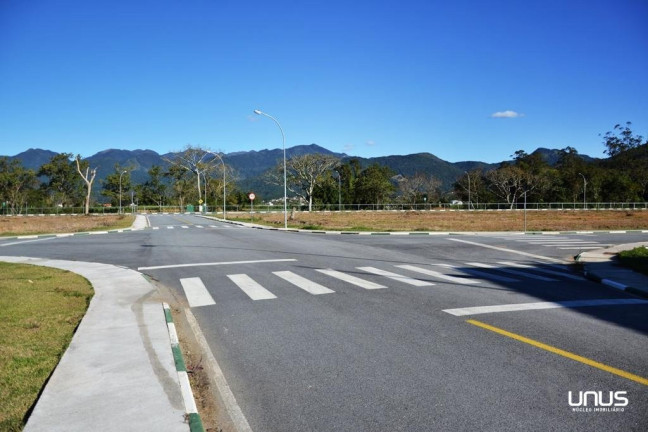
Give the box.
[0,256,191,432]
[576,242,648,298]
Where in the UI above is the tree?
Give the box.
[0,157,39,214]
[164,145,223,205]
[164,164,194,209]
[602,122,645,157]
[139,165,167,209]
[101,165,132,207]
[37,153,84,207]
[75,155,98,215]
[267,153,340,211]
[486,164,546,208]
[353,164,395,205]
[397,172,441,205]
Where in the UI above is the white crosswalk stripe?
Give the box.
[497,261,583,280]
[432,263,520,282]
[180,277,216,307]
[357,266,434,286]
[395,264,481,285]
[466,262,558,281]
[227,274,277,300]
[316,269,387,289]
[179,259,589,306]
[273,271,335,295]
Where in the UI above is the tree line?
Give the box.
[1,123,646,215]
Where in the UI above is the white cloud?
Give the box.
[343,143,355,153]
[366,140,376,147]
[491,110,524,118]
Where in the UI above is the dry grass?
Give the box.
[0,263,93,431]
[231,210,648,232]
[0,215,135,236]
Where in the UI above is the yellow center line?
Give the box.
[467,319,648,386]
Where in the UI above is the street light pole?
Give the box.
[206,151,227,220]
[119,170,127,214]
[465,171,471,210]
[254,109,287,229]
[578,173,587,209]
[334,169,342,211]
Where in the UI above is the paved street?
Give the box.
[2,214,647,431]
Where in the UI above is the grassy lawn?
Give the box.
[0,263,93,431]
[618,246,648,276]
[228,210,648,232]
[0,214,135,237]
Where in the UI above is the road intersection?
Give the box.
[2,213,647,431]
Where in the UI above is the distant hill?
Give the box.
[4,145,598,198]
[9,148,58,171]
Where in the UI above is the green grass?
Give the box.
[0,263,93,431]
[618,246,648,276]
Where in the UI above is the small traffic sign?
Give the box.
[248,193,256,201]
[199,199,203,204]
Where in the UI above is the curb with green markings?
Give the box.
[163,303,205,432]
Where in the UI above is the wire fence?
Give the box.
[3,202,648,216]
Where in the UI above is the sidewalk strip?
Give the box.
[467,319,648,386]
[444,298,648,316]
[162,303,206,432]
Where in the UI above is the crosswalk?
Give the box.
[178,261,583,307]
[151,224,237,230]
[488,234,611,250]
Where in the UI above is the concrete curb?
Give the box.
[163,303,206,432]
[198,216,648,237]
[582,269,648,299]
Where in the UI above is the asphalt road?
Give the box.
[2,214,647,431]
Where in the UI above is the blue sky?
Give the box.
[1,0,646,163]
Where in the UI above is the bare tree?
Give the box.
[267,153,340,211]
[397,172,441,205]
[486,165,546,209]
[75,155,98,215]
[164,145,224,205]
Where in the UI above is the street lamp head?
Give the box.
[253,109,262,115]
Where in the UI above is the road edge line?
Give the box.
[184,308,254,432]
[162,303,206,432]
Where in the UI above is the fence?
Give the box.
[3,202,647,216]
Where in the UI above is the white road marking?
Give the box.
[443,299,648,316]
[0,237,56,247]
[432,263,519,282]
[558,246,604,250]
[181,226,189,229]
[448,238,566,263]
[152,227,160,230]
[195,225,204,228]
[395,264,480,285]
[167,226,174,229]
[316,269,387,289]
[357,266,434,286]
[467,262,557,281]
[137,258,297,271]
[180,277,216,307]
[497,261,583,280]
[227,274,277,300]
[273,271,335,295]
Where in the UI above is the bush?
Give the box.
[618,246,648,276]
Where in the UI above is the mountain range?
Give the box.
[6,145,596,198]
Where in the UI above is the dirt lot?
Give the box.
[232,209,648,232]
[0,214,135,236]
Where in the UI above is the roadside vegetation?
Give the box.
[618,246,648,276]
[0,263,93,431]
[0,214,134,237]
[229,210,648,232]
